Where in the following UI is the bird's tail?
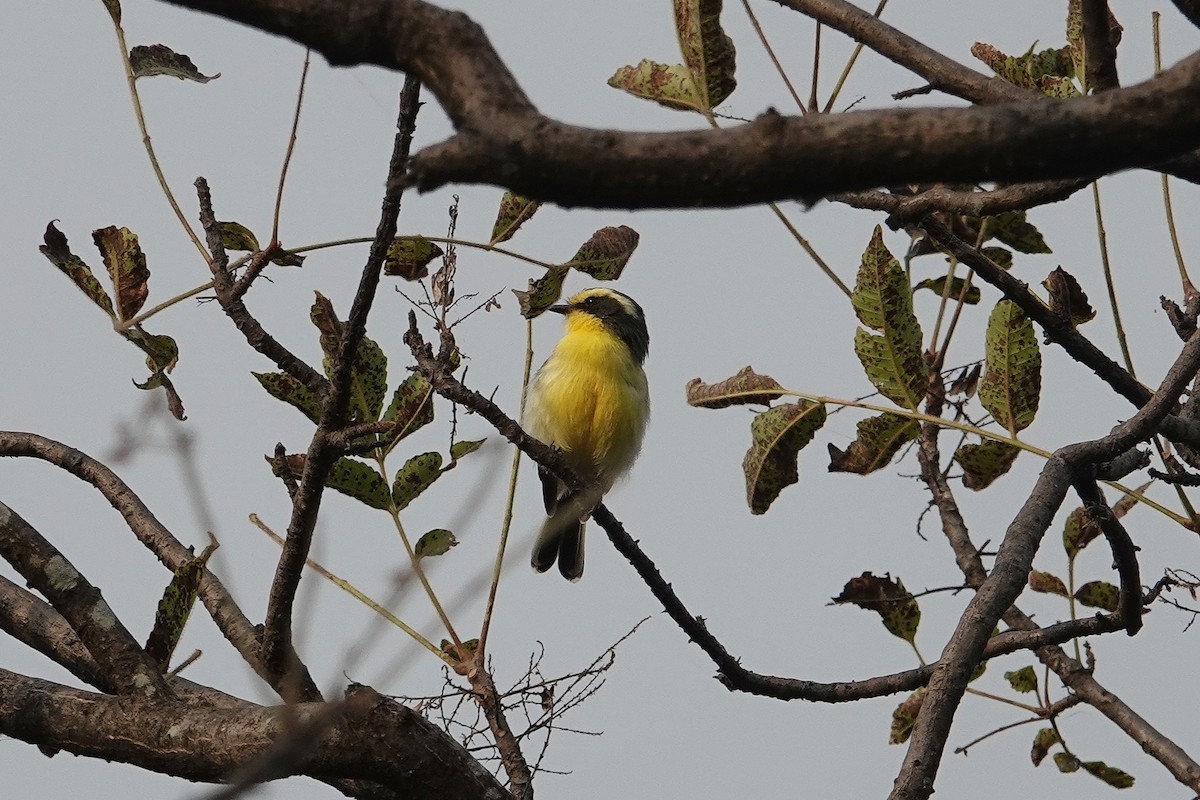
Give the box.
[531,486,601,581]
[531,516,587,581]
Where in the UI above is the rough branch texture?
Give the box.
[159,0,1200,207]
[0,672,510,799]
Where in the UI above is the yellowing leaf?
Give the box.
[1029,569,1069,597]
[129,44,219,82]
[743,401,826,514]
[852,227,928,411]
[608,59,707,112]
[217,220,260,252]
[39,222,116,318]
[490,192,541,245]
[673,0,737,108]
[827,413,919,475]
[980,300,1041,436]
[92,226,149,321]
[685,366,785,408]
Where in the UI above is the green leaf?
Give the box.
[1081,761,1135,789]
[490,192,541,245]
[392,452,444,510]
[954,440,1020,490]
[144,538,219,671]
[133,365,187,420]
[889,687,926,745]
[217,220,260,252]
[1004,665,1038,693]
[39,222,117,318]
[685,366,785,408]
[1063,505,1102,559]
[309,293,387,422]
[129,44,219,82]
[1054,752,1081,773]
[1031,727,1060,766]
[673,0,737,108]
[852,226,928,411]
[833,572,921,644]
[415,528,458,558]
[1075,580,1120,612]
[449,439,486,461]
[253,372,322,424]
[513,266,569,319]
[980,299,1041,435]
[827,413,919,475]
[384,236,444,280]
[325,458,390,510]
[349,335,388,423]
[913,276,981,305]
[1043,267,1096,326]
[980,246,1014,270]
[1029,569,1069,597]
[743,401,827,514]
[988,210,1051,254]
[126,329,179,373]
[562,225,640,280]
[608,59,707,112]
[382,373,435,447]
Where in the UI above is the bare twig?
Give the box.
[260,76,424,690]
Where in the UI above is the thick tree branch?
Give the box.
[1080,0,1120,93]
[0,573,117,693]
[0,431,314,698]
[0,671,510,800]
[259,76,422,689]
[158,0,1200,207]
[0,502,168,697]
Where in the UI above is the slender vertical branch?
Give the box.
[260,76,424,689]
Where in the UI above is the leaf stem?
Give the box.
[271,50,311,246]
[479,318,536,654]
[249,513,449,662]
[109,17,209,261]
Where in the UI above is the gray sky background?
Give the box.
[4,1,1200,798]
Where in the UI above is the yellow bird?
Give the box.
[523,287,650,580]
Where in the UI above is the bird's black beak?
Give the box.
[548,303,571,315]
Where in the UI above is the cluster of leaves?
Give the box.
[487,192,642,318]
[39,223,185,418]
[257,292,477,558]
[970,0,1123,98]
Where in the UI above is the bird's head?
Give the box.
[551,288,649,364]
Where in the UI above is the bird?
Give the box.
[522,287,650,581]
